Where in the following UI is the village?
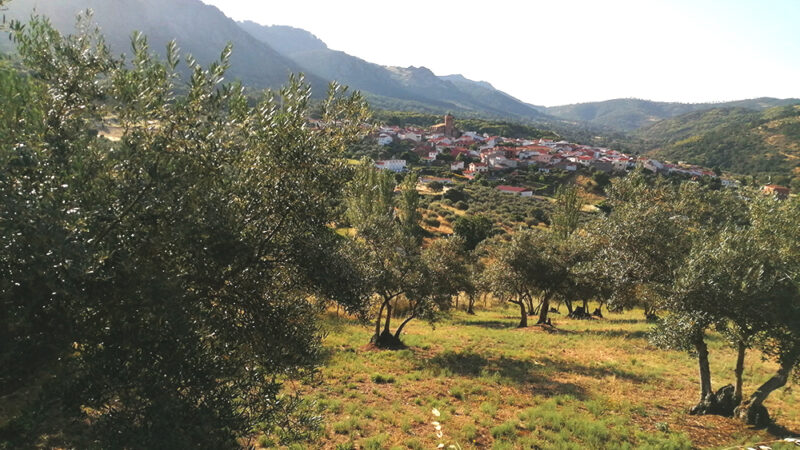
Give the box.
[372,113,745,195]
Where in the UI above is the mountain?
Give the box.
[1,0,328,92]
[237,22,327,56]
[640,105,800,181]
[237,21,549,121]
[545,98,800,132]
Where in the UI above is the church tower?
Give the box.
[444,113,454,137]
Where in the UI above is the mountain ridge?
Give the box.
[236,20,550,122]
[545,97,800,131]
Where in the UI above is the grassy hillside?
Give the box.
[643,105,800,185]
[546,98,800,132]
[256,307,800,449]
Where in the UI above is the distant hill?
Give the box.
[546,98,800,132]
[641,105,800,182]
[1,0,328,92]
[237,21,550,122]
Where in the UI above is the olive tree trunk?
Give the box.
[510,299,527,328]
[734,340,746,403]
[537,293,551,325]
[734,362,791,427]
[694,331,713,408]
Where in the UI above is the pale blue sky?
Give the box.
[203,0,800,106]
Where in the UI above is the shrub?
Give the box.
[371,373,396,384]
[480,401,498,417]
[361,433,388,450]
[490,420,517,439]
[332,417,362,434]
[424,217,441,228]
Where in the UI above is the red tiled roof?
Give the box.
[496,185,530,193]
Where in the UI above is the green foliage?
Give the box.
[550,184,583,239]
[452,215,493,251]
[398,172,423,240]
[0,16,371,447]
[370,373,396,384]
[642,105,800,184]
[346,166,461,345]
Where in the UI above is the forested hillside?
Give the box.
[546,97,800,132]
[642,105,800,187]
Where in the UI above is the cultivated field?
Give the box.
[264,306,800,449]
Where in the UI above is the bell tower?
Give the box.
[444,113,454,137]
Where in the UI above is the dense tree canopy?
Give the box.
[0,15,371,447]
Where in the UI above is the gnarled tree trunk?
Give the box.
[537,293,551,325]
[734,362,791,427]
[690,330,714,415]
[466,293,476,315]
[394,313,416,339]
[511,299,527,328]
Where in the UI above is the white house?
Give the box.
[450,161,465,171]
[611,159,628,172]
[469,162,489,173]
[398,131,422,142]
[641,158,664,173]
[374,159,406,172]
[377,133,393,146]
[496,185,533,197]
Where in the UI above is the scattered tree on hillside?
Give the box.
[482,230,569,327]
[452,214,493,251]
[550,184,583,239]
[346,166,458,347]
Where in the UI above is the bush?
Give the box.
[332,417,362,434]
[428,181,444,192]
[370,373,396,384]
[455,201,469,210]
[424,217,441,228]
[490,420,518,439]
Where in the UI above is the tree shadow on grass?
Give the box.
[577,329,650,340]
[535,355,652,384]
[454,319,516,329]
[427,349,651,392]
[426,350,591,399]
[765,422,800,440]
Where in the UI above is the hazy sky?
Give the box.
[202,0,800,106]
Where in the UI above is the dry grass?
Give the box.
[261,306,800,449]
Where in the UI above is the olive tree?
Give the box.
[346,167,459,347]
[482,230,569,327]
[1,16,370,447]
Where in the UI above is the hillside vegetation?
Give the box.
[373,110,560,140]
[546,98,800,132]
[642,105,800,186]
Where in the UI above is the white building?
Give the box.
[377,133,393,146]
[374,159,406,172]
